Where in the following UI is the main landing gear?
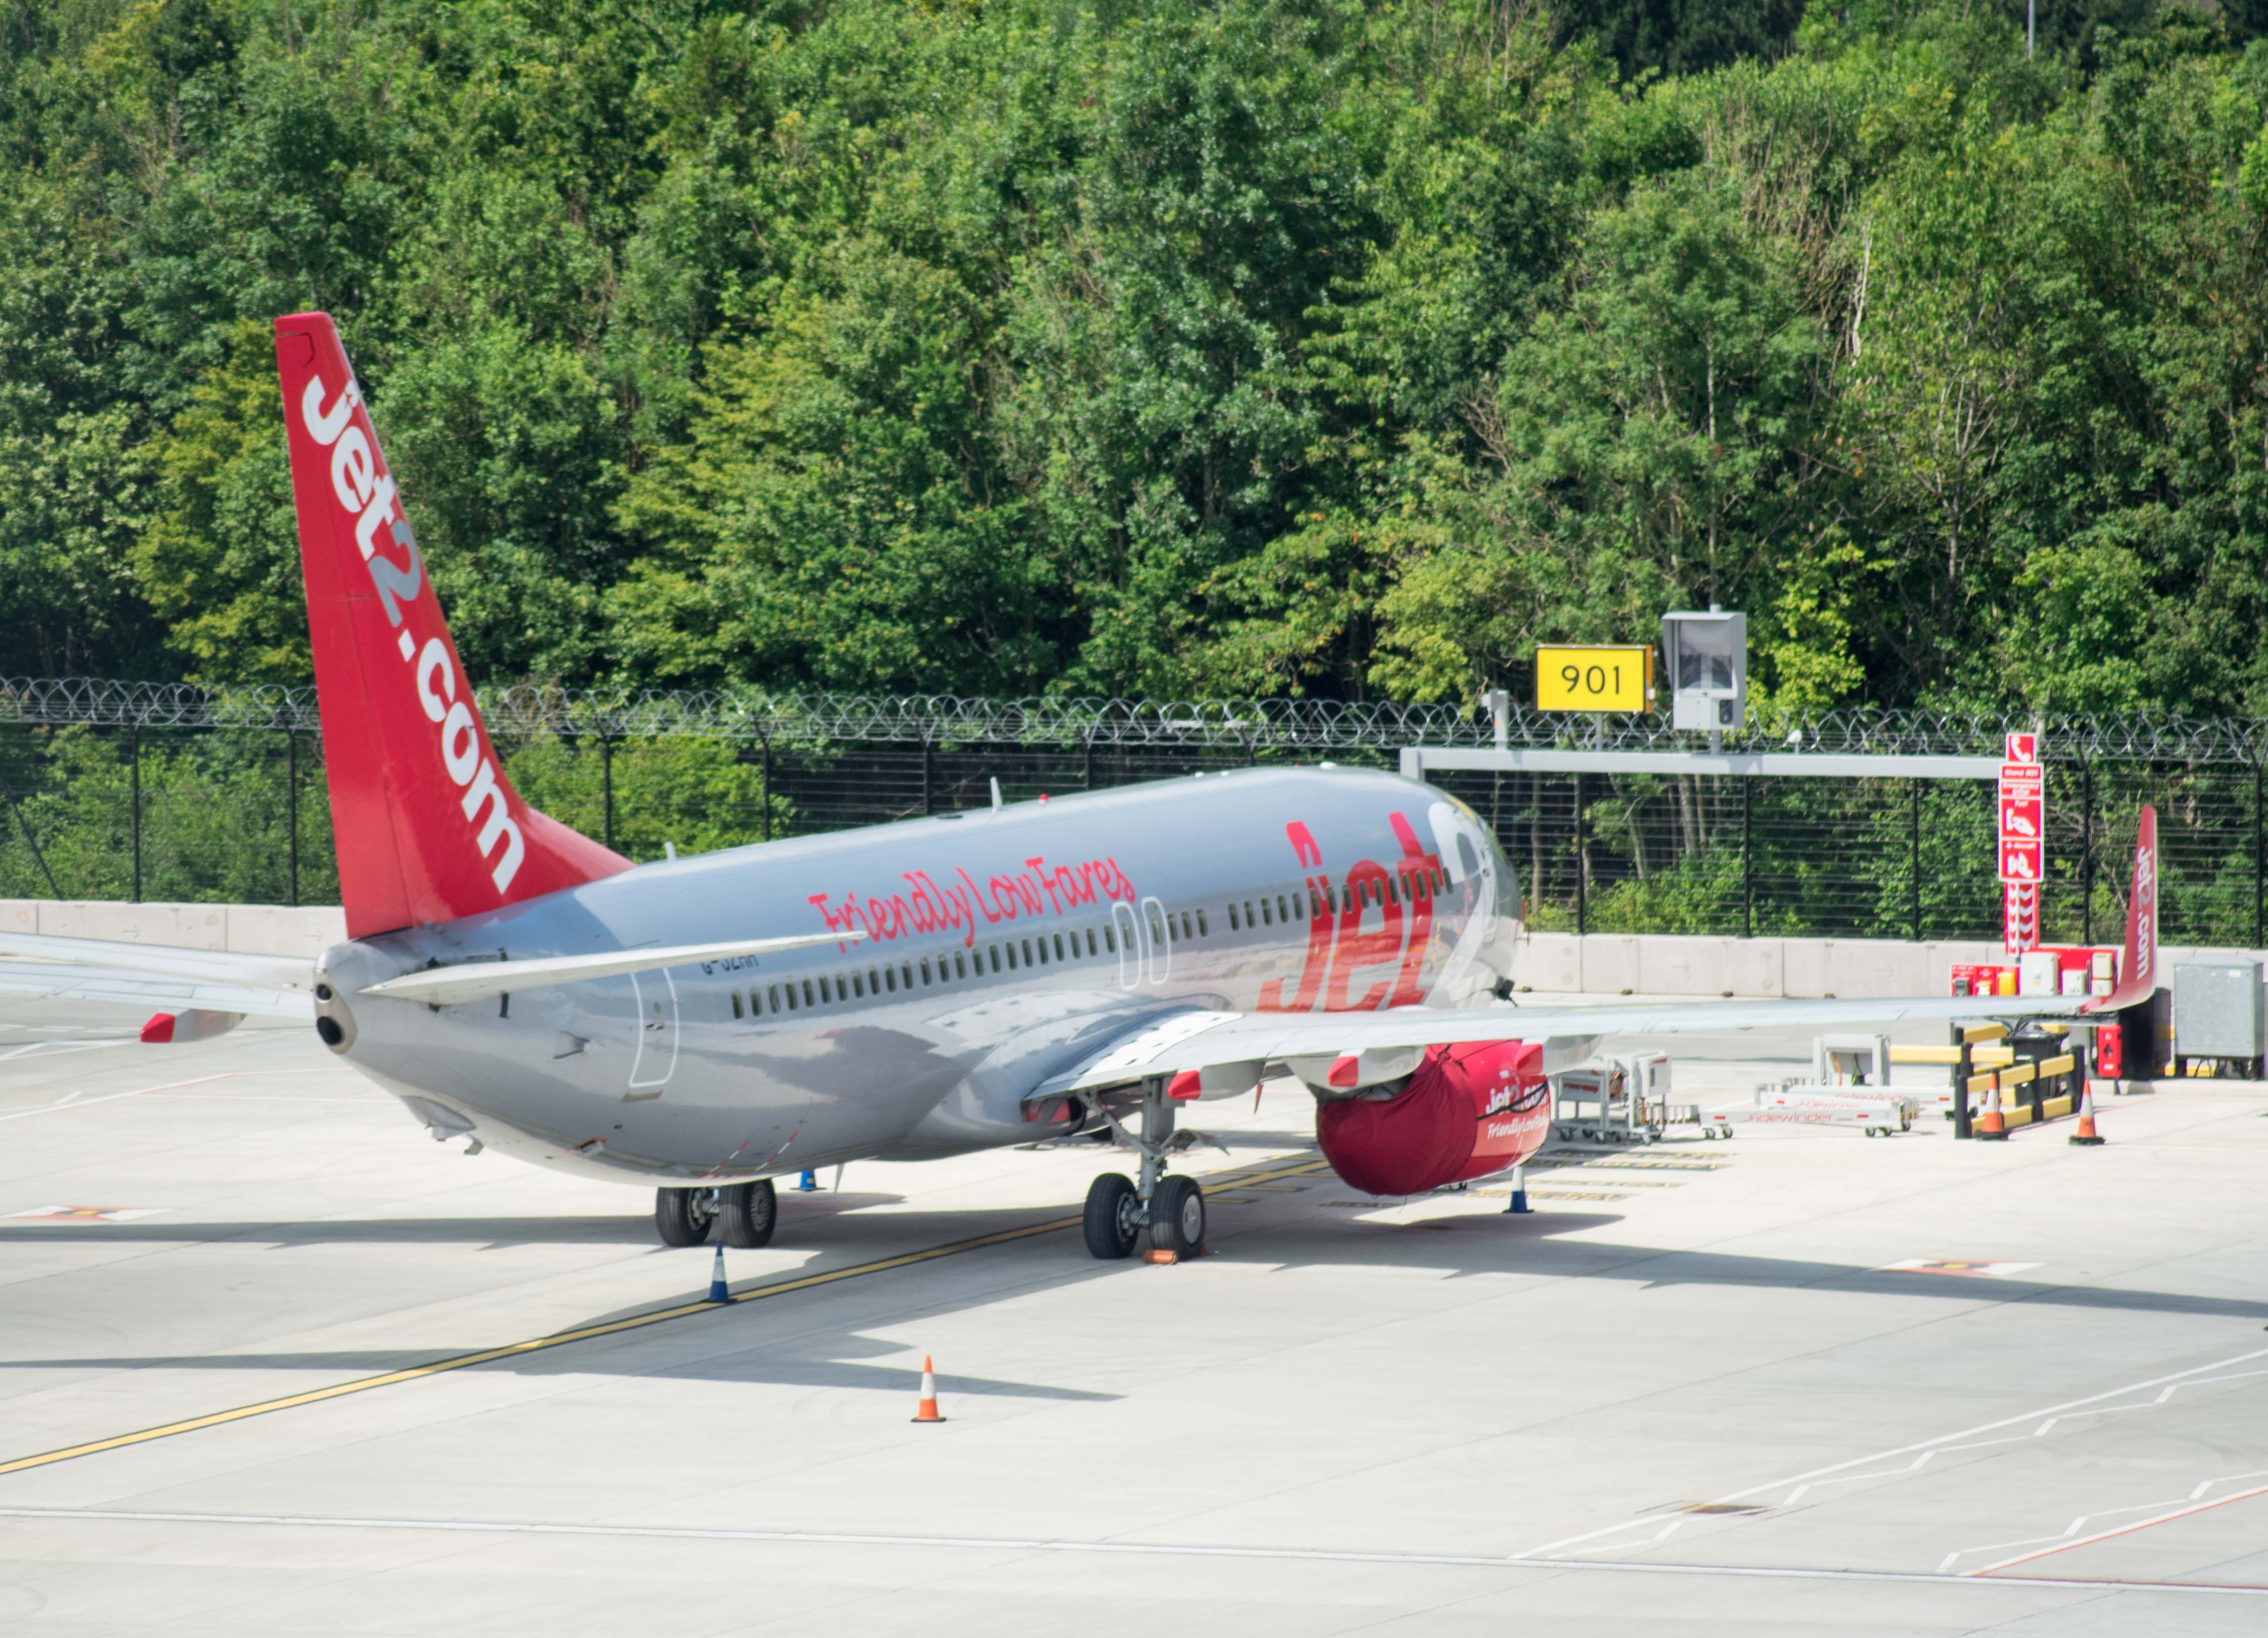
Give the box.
[1080,1078,1207,1260]
[654,1179,777,1248]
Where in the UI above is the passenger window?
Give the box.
[901,962,912,990]
[1054,932,1066,960]
[885,966,896,993]
[852,973,863,998]
[1228,903,1240,930]
[1277,894,1289,922]
[1103,924,1116,953]
[1196,909,1208,936]
[767,985,780,1013]
[802,979,815,1007]
[1246,900,1258,927]
[818,976,832,1003]
[731,991,744,1019]
[784,985,798,1012]
[1260,899,1272,926]
[1023,938,1035,966]
[1086,927,1098,955]
[869,967,881,994]
[920,957,932,986]
[954,950,968,978]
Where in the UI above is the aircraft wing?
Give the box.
[1032,991,2088,1100]
[1038,801,2160,1101]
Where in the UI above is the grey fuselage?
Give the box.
[311,767,1520,1185]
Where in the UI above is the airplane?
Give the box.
[0,313,2160,1261]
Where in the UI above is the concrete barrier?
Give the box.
[1579,934,1641,995]
[0,901,346,958]
[1508,933,2260,999]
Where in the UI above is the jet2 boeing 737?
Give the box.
[0,314,2158,1260]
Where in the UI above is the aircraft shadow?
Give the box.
[5,1196,2259,1408]
[1,1346,1111,1402]
[1209,1211,2268,1324]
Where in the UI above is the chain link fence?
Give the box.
[2,679,2260,946]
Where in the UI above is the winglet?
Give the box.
[273,313,631,937]
[2090,805,2157,1012]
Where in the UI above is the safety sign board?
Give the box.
[1998,762,2043,883]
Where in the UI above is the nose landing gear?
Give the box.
[1078,1078,1207,1260]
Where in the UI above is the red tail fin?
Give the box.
[2096,805,2157,1011]
[274,313,630,938]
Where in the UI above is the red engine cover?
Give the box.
[1315,1040,1549,1196]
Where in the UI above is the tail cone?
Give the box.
[708,1242,729,1302]
[1977,1082,2008,1141]
[2069,1087,2106,1146]
[911,1354,946,1423]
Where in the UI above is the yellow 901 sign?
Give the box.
[1536,645,1653,713]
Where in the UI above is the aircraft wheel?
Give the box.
[721,1179,777,1249]
[1151,1175,1207,1257]
[655,1186,718,1247]
[1083,1173,1141,1260]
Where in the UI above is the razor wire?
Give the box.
[2,677,2263,762]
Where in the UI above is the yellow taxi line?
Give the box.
[0,1152,1329,1478]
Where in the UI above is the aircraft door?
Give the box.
[625,970,680,1095]
[1140,896,1172,985]
[1113,900,1141,989]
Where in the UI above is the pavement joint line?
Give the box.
[0,1153,1328,1480]
[0,1505,2262,1597]
[1522,1342,2268,1558]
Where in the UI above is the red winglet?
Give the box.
[273,314,630,937]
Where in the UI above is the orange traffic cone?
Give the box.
[1976,1081,2007,1141]
[911,1354,946,1423]
[2068,1087,2106,1146]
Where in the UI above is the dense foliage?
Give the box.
[5,0,2267,717]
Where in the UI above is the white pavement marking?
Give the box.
[0,1038,135,1062]
[1943,1469,2268,1575]
[0,1069,348,1122]
[0,1507,2263,1598]
[1522,1344,2268,1559]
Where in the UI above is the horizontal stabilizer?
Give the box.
[141,1009,246,1044]
[358,930,868,1007]
[0,932,315,993]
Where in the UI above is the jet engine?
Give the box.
[1313,1040,1549,1196]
